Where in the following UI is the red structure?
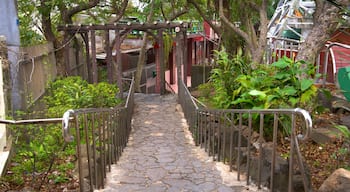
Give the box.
[165,22,218,93]
[269,29,350,85]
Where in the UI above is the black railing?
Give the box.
[0,78,135,192]
[63,78,135,191]
[178,79,312,192]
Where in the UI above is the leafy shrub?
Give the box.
[208,49,250,108]
[45,76,122,117]
[2,76,123,190]
[209,52,318,111]
[199,51,319,138]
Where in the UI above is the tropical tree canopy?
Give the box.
[17,0,350,73]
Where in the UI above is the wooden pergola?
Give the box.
[58,22,190,96]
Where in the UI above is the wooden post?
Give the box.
[105,30,113,83]
[90,30,98,84]
[80,32,92,83]
[187,38,193,76]
[64,32,71,76]
[155,41,160,93]
[169,48,175,84]
[175,30,183,93]
[183,30,188,86]
[115,29,123,99]
[158,29,165,95]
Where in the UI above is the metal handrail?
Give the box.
[165,81,176,94]
[180,79,199,110]
[0,77,135,192]
[62,109,74,142]
[0,118,64,125]
[320,42,350,87]
[178,78,313,192]
[200,107,312,139]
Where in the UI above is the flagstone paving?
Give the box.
[97,94,266,192]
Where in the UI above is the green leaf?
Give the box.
[300,79,314,91]
[272,58,289,68]
[281,86,297,96]
[249,90,266,98]
[334,124,350,140]
[252,106,264,110]
[274,72,291,80]
[232,98,254,105]
[267,94,279,102]
[300,86,317,103]
[288,97,299,106]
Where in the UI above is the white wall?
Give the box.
[0,0,21,111]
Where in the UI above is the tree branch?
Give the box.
[110,0,129,23]
[160,2,169,21]
[65,0,101,23]
[188,0,221,35]
[169,8,188,21]
[246,1,259,12]
[218,0,252,51]
[255,0,269,63]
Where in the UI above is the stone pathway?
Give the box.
[97,94,266,192]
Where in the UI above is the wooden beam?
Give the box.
[57,22,190,32]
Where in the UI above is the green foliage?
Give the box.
[3,123,73,189]
[45,76,122,117]
[163,33,173,67]
[3,76,122,189]
[17,0,45,46]
[329,124,350,169]
[209,49,250,109]
[17,0,136,45]
[197,83,215,107]
[334,124,350,141]
[209,53,318,111]
[200,51,319,138]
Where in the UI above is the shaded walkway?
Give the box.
[98,94,264,192]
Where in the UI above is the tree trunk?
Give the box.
[134,0,155,92]
[219,0,268,65]
[296,0,349,64]
[134,33,149,92]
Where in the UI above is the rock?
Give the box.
[332,99,350,114]
[319,168,350,192]
[318,91,333,110]
[340,116,350,129]
[310,127,342,144]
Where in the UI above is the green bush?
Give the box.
[208,51,318,111]
[2,76,123,190]
[208,49,250,109]
[45,76,122,117]
[199,51,319,138]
